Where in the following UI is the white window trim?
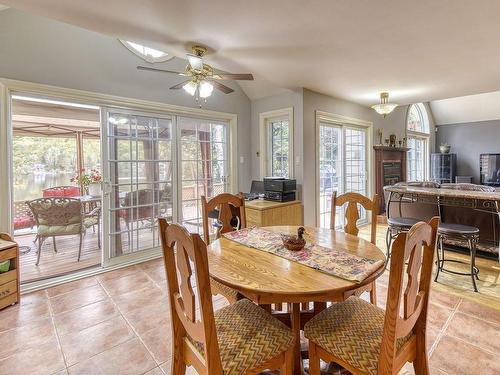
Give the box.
[406,103,430,180]
[119,40,174,63]
[315,111,373,227]
[259,107,294,179]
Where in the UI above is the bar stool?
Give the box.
[434,223,480,292]
[385,181,440,258]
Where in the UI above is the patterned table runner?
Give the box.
[223,227,384,283]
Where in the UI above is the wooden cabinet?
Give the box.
[245,200,303,227]
[0,233,20,310]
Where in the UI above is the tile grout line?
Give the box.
[46,289,71,374]
[96,270,163,369]
[428,297,461,357]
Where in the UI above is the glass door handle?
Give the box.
[102,181,112,196]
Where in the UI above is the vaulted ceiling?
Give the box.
[3,0,500,109]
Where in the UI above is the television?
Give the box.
[480,153,500,186]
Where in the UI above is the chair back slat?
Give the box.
[159,219,221,363]
[379,217,438,373]
[201,193,246,244]
[331,192,379,245]
[28,198,83,226]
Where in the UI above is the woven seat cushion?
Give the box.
[304,297,411,375]
[210,277,241,303]
[188,299,294,375]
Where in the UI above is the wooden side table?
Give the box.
[245,199,303,227]
[0,233,20,310]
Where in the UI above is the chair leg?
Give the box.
[77,233,83,262]
[36,237,45,266]
[281,347,293,375]
[385,226,392,258]
[434,235,442,282]
[468,239,479,292]
[412,330,430,375]
[52,236,57,253]
[308,341,321,375]
[369,281,377,305]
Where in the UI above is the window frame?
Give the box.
[259,107,294,178]
[406,103,430,181]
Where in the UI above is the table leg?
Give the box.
[291,303,303,375]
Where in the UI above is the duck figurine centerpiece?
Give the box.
[281,227,306,251]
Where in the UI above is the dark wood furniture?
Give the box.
[373,146,409,214]
[331,191,380,304]
[158,219,294,375]
[305,218,439,375]
[206,225,386,374]
[431,153,457,184]
[0,233,20,310]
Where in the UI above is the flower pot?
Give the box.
[88,183,101,196]
[439,145,451,154]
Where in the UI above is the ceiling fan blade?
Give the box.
[186,54,203,72]
[212,73,254,80]
[210,80,234,94]
[137,66,187,76]
[170,80,192,90]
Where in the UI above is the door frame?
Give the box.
[315,110,373,227]
[0,78,238,234]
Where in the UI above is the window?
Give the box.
[259,108,293,178]
[120,40,173,63]
[268,118,290,177]
[318,120,369,229]
[406,103,429,181]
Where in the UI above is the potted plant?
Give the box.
[439,143,451,154]
[71,169,102,196]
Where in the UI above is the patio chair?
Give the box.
[27,197,101,265]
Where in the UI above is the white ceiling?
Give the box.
[431,91,500,125]
[3,0,500,106]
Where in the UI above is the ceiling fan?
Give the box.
[137,45,254,102]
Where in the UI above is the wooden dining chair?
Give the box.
[305,217,439,375]
[331,191,380,304]
[158,219,294,375]
[201,192,246,303]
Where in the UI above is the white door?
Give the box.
[177,116,230,236]
[101,108,174,266]
[318,123,368,228]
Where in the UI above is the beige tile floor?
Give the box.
[0,224,499,375]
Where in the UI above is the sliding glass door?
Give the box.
[101,109,173,265]
[318,123,368,229]
[101,109,231,265]
[178,117,230,235]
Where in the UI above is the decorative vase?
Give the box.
[88,183,101,196]
[439,145,451,154]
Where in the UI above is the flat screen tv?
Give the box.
[480,153,500,186]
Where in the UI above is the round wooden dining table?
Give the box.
[206,225,386,375]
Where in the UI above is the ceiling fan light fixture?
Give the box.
[199,81,214,98]
[182,81,197,96]
[371,92,398,117]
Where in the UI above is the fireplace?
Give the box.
[374,146,409,214]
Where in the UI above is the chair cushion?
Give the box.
[304,297,411,375]
[438,222,479,235]
[38,223,83,236]
[188,299,294,375]
[387,217,420,227]
[210,278,241,303]
[83,217,99,228]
